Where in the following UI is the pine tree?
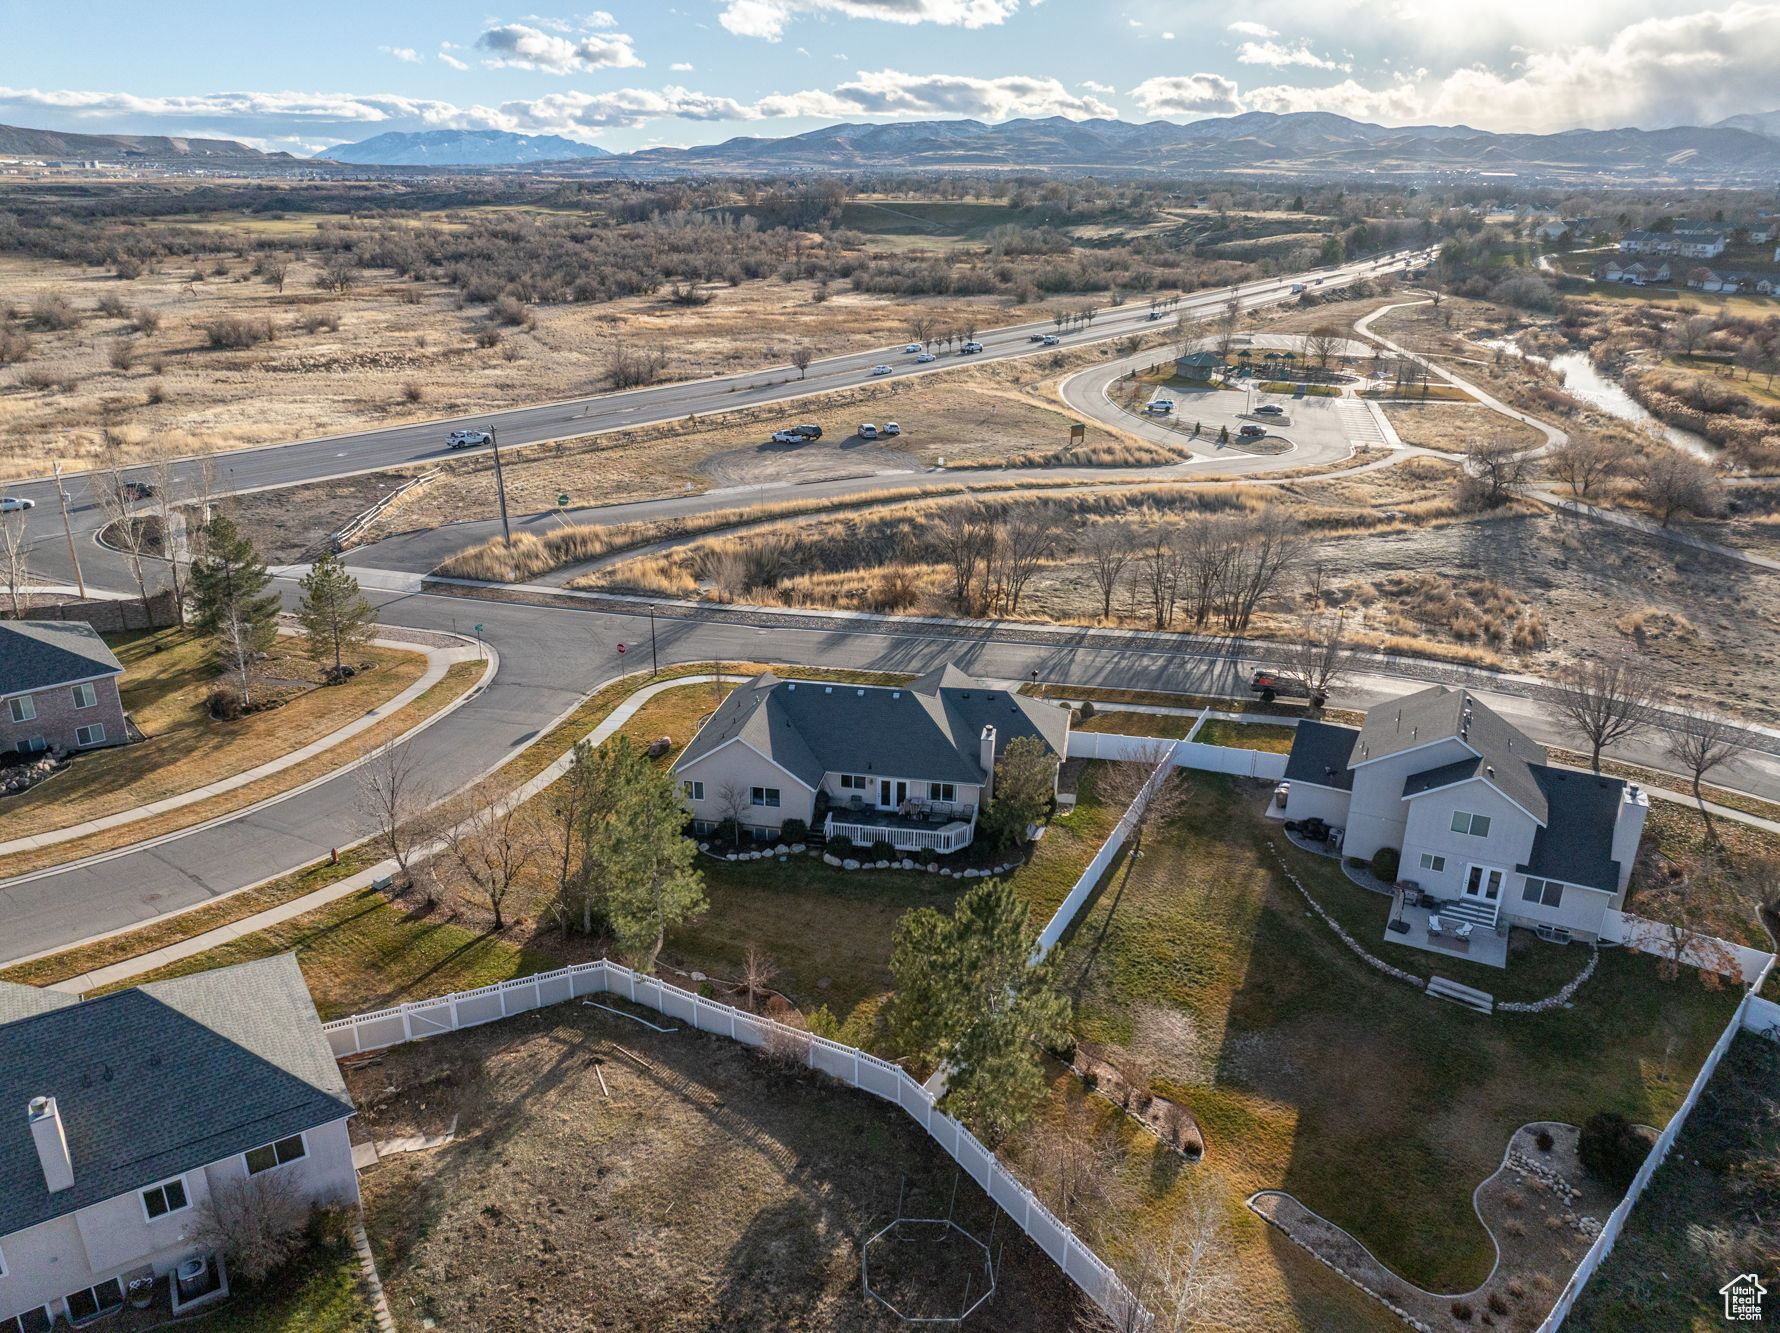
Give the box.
[188,513,280,708]
[297,551,376,680]
[583,736,706,971]
[888,878,1071,1144]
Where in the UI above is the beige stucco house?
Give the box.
[673,664,1071,854]
[1278,685,1648,945]
[0,955,358,1331]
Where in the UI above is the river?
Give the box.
[1475,337,1714,459]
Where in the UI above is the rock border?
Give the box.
[697,841,1020,877]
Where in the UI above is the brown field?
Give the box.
[1382,401,1546,453]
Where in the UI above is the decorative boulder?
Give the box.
[926,863,940,873]
[823,853,842,867]
[843,858,861,870]
[790,844,806,854]
[773,845,789,856]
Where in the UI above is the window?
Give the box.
[928,782,956,803]
[1521,878,1565,909]
[7,696,34,723]
[840,774,868,790]
[245,1133,307,1175]
[63,1279,125,1323]
[749,786,780,808]
[141,1176,189,1220]
[26,736,47,753]
[3,1307,52,1333]
[682,780,704,800]
[70,683,98,709]
[1418,853,1446,873]
[74,723,106,747]
[1449,811,1492,838]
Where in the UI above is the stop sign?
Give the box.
[617,643,626,655]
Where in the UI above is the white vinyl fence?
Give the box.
[323,959,1150,1329]
[1534,954,1777,1332]
[1599,909,1774,985]
[1065,729,1290,780]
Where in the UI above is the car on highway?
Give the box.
[120,481,157,501]
[0,496,34,513]
[1147,311,1164,320]
[904,343,923,353]
[1028,333,1047,342]
[1254,404,1285,416]
[1041,334,1061,345]
[1238,424,1268,437]
[870,364,893,375]
[445,429,492,450]
[959,341,984,354]
[882,421,901,436]
[914,351,936,363]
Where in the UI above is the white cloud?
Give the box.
[1237,40,1344,70]
[818,70,1115,119]
[1127,73,1241,117]
[475,22,644,71]
[670,61,696,70]
[0,86,502,126]
[378,46,422,63]
[1081,80,1113,93]
[1244,77,1426,123]
[580,10,619,26]
[1226,20,1275,37]
[439,50,471,70]
[718,0,1022,42]
[505,86,757,129]
[1161,30,1175,39]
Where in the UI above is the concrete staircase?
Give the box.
[1427,976,1495,1014]
[1435,896,1500,929]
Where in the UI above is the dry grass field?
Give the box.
[1381,401,1545,453]
[354,1003,1088,1333]
[0,248,1082,480]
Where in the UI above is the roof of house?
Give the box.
[0,621,124,697]
[674,664,1070,789]
[1517,766,1629,892]
[0,981,81,1026]
[1282,720,1358,791]
[0,954,353,1237]
[1177,350,1220,366]
[1354,685,1549,823]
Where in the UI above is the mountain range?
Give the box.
[0,121,287,160]
[318,130,614,166]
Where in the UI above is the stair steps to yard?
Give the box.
[1427,976,1495,1014]
[1434,897,1500,929]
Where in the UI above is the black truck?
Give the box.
[1249,670,1326,708]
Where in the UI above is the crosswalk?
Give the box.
[1336,398,1393,448]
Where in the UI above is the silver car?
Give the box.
[0,496,35,513]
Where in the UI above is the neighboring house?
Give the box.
[1535,216,1597,242]
[1174,350,1220,377]
[1619,228,1727,259]
[1595,259,1671,285]
[673,664,1071,854]
[0,622,128,757]
[1277,685,1648,944]
[0,955,358,1331]
[1684,267,1755,294]
[1745,222,1777,244]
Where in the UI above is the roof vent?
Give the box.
[892,691,901,699]
[824,686,832,694]
[787,682,796,690]
[1486,764,1495,777]
[856,689,865,696]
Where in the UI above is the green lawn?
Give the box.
[187,1217,375,1332]
[1074,709,1195,739]
[1566,1033,1780,1332]
[1194,718,1298,753]
[1056,776,1739,1295]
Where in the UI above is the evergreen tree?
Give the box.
[188,513,280,708]
[888,878,1071,1144]
[978,735,1057,850]
[582,736,706,971]
[297,551,376,679]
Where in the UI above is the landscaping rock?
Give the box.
[789,843,806,854]
[843,858,860,870]
[823,853,842,867]
[772,845,789,856]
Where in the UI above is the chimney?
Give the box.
[979,724,998,804]
[28,1096,73,1193]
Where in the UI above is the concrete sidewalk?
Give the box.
[45,673,736,994]
[0,634,483,860]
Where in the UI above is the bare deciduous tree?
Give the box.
[998,508,1060,614]
[184,1171,307,1286]
[1547,434,1628,502]
[0,514,31,618]
[935,503,995,615]
[1666,313,1716,358]
[1219,509,1304,633]
[1663,708,1747,847]
[1095,742,1194,854]
[1303,324,1343,370]
[789,344,814,379]
[355,738,439,889]
[90,450,156,603]
[1631,856,1743,990]
[740,942,778,1010]
[1460,439,1535,509]
[1276,610,1357,710]
[1080,522,1136,621]
[1546,651,1659,773]
[713,780,751,847]
[1639,449,1722,527]
[1133,524,1183,629]
[442,784,542,932]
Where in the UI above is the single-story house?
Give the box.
[1535,217,1598,242]
[0,622,128,757]
[1595,259,1671,285]
[1745,222,1777,244]
[0,955,359,1331]
[1277,685,1648,945]
[673,664,1072,854]
[1684,267,1751,294]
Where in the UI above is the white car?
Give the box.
[0,496,35,513]
[882,421,901,436]
[903,343,923,354]
[1147,400,1175,414]
[914,352,936,363]
[445,429,493,450]
[770,430,804,444]
[870,364,893,376]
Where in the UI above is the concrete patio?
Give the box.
[1385,902,1510,969]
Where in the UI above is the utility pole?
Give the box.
[489,427,512,547]
[52,461,86,599]
[648,603,658,676]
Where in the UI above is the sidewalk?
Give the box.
[45,673,737,994]
[0,633,483,860]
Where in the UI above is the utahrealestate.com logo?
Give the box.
[1722,1273,1768,1321]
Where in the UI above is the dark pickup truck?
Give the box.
[1250,670,1327,708]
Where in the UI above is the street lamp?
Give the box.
[489,427,512,547]
[648,603,659,676]
[1029,668,1040,697]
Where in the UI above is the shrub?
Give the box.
[207,689,243,721]
[145,381,167,405]
[1450,1300,1473,1322]
[1370,846,1401,883]
[29,293,82,331]
[712,816,741,848]
[778,818,808,844]
[108,339,135,371]
[826,834,854,858]
[1487,1293,1510,1316]
[869,838,897,862]
[1078,699,1096,721]
[1578,1111,1648,1191]
[1535,1128,1554,1153]
[474,325,502,349]
[402,381,424,403]
[199,316,275,349]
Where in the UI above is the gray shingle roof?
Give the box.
[1283,720,1357,791]
[0,954,352,1236]
[675,664,1070,789]
[0,981,80,1025]
[1356,686,1548,823]
[1518,766,1628,893]
[0,620,124,696]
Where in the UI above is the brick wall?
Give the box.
[22,590,179,634]
[1,674,127,754]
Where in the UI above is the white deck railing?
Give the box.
[824,814,974,853]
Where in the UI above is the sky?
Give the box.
[3,0,1779,156]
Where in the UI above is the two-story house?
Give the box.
[0,622,129,757]
[673,664,1071,854]
[1277,686,1647,947]
[0,955,358,1331]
